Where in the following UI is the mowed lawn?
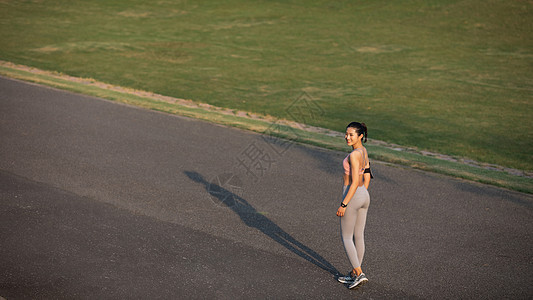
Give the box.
[1,0,531,171]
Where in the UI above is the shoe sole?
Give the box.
[337,279,354,284]
[348,278,368,289]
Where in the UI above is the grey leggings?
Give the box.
[340,185,370,269]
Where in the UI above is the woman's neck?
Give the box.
[351,143,363,150]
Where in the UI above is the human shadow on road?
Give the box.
[185,171,339,276]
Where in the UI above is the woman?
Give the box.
[336,122,372,289]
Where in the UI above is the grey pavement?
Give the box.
[1,76,532,299]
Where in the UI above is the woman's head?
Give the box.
[345,122,368,144]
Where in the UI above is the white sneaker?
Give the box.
[337,272,356,284]
[348,273,368,289]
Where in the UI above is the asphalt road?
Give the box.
[1,76,532,299]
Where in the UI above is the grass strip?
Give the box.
[1,63,531,194]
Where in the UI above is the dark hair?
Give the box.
[346,122,368,143]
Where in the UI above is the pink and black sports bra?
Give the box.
[343,148,373,178]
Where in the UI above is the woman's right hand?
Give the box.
[336,206,346,217]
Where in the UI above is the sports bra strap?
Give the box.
[354,148,368,171]
[359,148,368,166]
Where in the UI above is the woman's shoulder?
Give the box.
[349,148,364,159]
[352,147,367,154]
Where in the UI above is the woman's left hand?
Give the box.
[336,206,346,217]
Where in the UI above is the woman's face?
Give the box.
[345,127,361,146]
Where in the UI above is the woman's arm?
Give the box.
[337,151,362,217]
[363,153,371,189]
[363,173,371,190]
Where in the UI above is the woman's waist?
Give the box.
[343,183,365,189]
[343,175,364,185]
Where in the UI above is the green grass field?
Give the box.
[1,0,532,171]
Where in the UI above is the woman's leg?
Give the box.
[340,187,369,269]
[354,188,370,266]
[353,205,369,266]
[341,187,370,269]
[340,205,359,269]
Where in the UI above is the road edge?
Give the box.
[1,61,531,194]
